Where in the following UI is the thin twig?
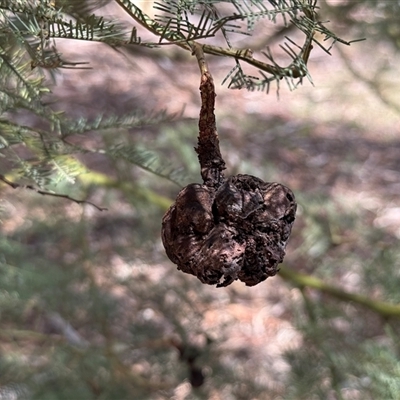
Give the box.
[0,174,107,211]
[336,46,400,115]
[192,42,209,75]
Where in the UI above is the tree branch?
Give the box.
[114,0,325,81]
[0,174,107,211]
[279,267,400,318]
[336,46,400,115]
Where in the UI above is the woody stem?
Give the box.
[191,42,226,189]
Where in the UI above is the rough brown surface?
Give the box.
[162,174,296,287]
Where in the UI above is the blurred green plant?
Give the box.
[320,1,400,115]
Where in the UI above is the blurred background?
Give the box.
[1,1,400,399]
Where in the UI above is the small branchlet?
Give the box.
[0,174,107,211]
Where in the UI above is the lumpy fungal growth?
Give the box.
[161,44,297,287]
[162,175,296,287]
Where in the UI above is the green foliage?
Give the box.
[0,1,184,189]
[0,0,357,190]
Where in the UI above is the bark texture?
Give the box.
[161,45,297,287]
[162,175,296,287]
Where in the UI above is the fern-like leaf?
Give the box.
[109,143,187,186]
